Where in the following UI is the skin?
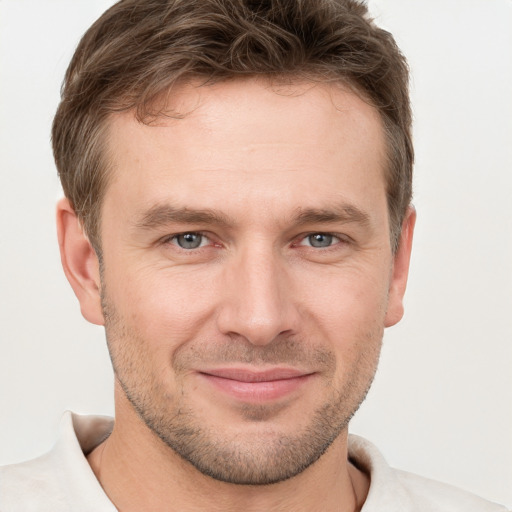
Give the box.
[57,78,415,512]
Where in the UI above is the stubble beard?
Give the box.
[101,293,382,486]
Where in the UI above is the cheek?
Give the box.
[298,265,389,368]
[109,266,221,349]
[300,262,390,327]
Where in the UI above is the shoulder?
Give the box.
[393,469,509,512]
[0,412,115,512]
[0,451,68,511]
[348,434,509,512]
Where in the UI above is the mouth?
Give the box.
[197,367,315,402]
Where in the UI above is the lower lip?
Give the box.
[199,373,313,402]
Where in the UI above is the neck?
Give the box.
[87,396,369,512]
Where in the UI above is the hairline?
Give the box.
[84,74,407,256]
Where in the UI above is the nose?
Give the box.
[216,245,299,346]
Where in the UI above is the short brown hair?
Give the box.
[52,0,413,252]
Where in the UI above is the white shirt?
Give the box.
[0,412,508,511]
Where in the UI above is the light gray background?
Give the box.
[1,0,511,507]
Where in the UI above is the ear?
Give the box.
[56,198,104,326]
[384,206,416,328]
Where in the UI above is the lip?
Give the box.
[197,367,314,402]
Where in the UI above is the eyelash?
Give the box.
[161,231,349,252]
[296,233,344,249]
[162,232,215,251]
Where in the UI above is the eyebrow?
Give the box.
[134,204,232,230]
[293,205,371,227]
[133,202,371,231]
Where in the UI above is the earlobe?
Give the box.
[384,206,416,328]
[56,198,105,326]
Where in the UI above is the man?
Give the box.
[0,0,508,511]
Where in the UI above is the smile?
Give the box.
[197,368,315,402]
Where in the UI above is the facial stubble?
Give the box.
[101,291,382,486]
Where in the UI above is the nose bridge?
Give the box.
[216,242,295,345]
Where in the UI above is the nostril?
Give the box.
[216,302,298,346]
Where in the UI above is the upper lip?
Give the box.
[198,368,313,382]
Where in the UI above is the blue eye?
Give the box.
[303,233,339,248]
[173,232,206,249]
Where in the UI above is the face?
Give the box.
[91,79,411,484]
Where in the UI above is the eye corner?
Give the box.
[159,230,225,252]
[294,232,343,249]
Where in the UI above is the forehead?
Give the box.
[123,78,383,153]
[104,79,387,225]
